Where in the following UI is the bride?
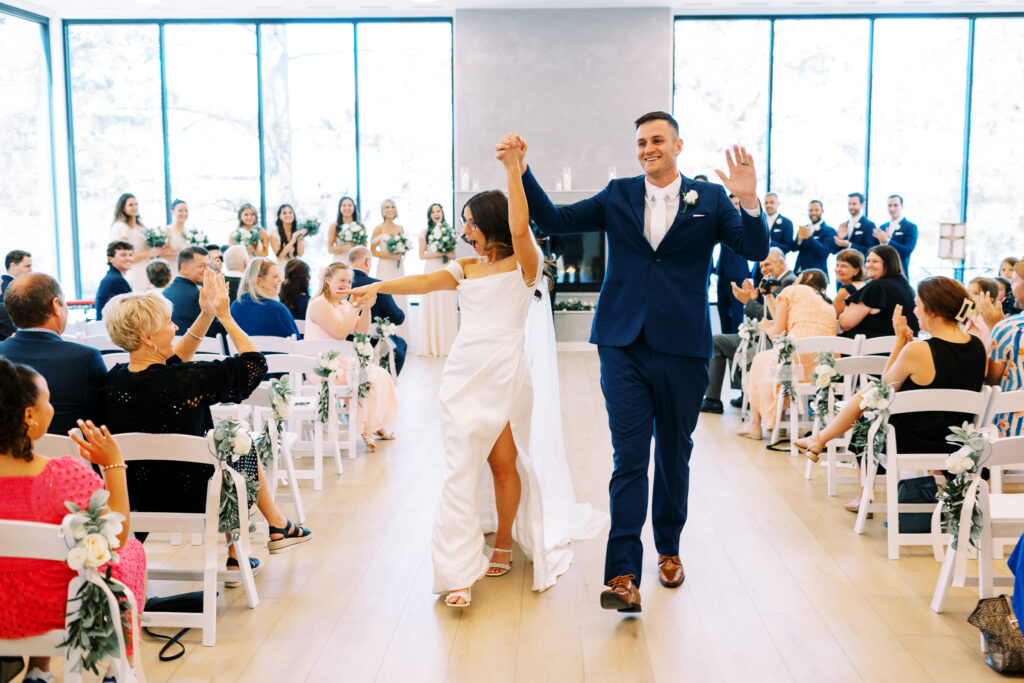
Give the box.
[343,135,605,607]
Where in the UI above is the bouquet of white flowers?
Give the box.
[211,417,260,543]
[353,333,374,398]
[300,217,320,237]
[426,222,457,263]
[337,222,367,246]
[183,226,208,247]
[314,350,347,423]
[373,317,397,374]
[939,422,999,549]
[143,226,168,248]
[772,334,796,398]
[810,350,842,421]
[849,378,893,464]
[232,226,261,248]
[386,233,411,263]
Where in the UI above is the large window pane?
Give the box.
[357,22,453,278]
[771,20,870,235]
[673,19,770,191]
[869,19,968,282]
[68,24,163,296]
[0,14,54,278]
[165,24,260,243]
[968,19,1024,275]
[261,23,357,276]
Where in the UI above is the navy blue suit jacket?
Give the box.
[794,223,836,278]
[839,217,879,256]
[522,169,769,358]
[351,269,407,374]
[0,330,107,434]
[163,276,224,337]
[881,218,919,276]
[94,265,131,320]
[1,274,12,296]
[768,214,796,253]
[716,237,751,282]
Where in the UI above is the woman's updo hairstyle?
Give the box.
[0,357,40,462]
[796,269,832,304]
[462,190,514,261]
[917,276,974,324]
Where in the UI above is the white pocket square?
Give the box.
[693,214,706,218]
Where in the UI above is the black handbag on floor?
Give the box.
[897,475,938,533]
[143,591,205,662]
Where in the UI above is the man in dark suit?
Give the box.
[875,194,918,277]
[163,247,224,338]
[517,112,769,612]
[348,246,406,375]
[833,192,877,256]
[2,250,32,296]
[715,194,751,334]
[752,193,795,287]
[94,241,134,320]
[794,199,837,277]
[222,245,249,302]
[0,273,107,433]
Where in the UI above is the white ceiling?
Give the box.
[14,0,1024,19]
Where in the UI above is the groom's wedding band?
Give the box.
[741,162,750,166]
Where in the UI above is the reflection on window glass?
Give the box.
[771,20,870,237]
[673,19,770,191]
[165,24,260,244]
[357,22,453,279]
[869,19,967,282]
[261,23,357,277]
[68,24,164,296]
[968,18,1024,274]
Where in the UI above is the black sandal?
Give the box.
[225,556,261,587]
[267,520,313,554]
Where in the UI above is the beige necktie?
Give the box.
[650,189,668,249]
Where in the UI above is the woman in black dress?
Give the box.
[839,244,918,339]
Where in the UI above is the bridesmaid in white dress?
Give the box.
[343,137,603,607]
[417,203,458,356]
[269,204,307,273]
[109,192,168,291]
[162,199,190,266]
[327,196,363,264]
[370,199,410,340]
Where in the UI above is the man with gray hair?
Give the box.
[222,244,249,302]
[349,246,407,374]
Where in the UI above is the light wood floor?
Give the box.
[47,352,1012,682]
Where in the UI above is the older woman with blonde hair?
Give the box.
[230,257,300,338]
[103,271,312,581]
[306,261,399,451]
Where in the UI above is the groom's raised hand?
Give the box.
[714,145,758,211]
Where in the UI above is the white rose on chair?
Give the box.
[944,445,976,476]
[101,517,123,549]
[859,386,890,412]
[355,340,374,359]
[232,432,253,458]
[813,364,835,388]
[83,533,112,568]
[66,545,88,571]
[272,399,291,418]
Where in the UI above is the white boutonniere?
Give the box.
[681,189,699,213]
[775,217,782,226]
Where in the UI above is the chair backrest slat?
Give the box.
[291,338,355,357]
[887,387,991,422]
[984,436,1024,469]
[0,520,67,561]
[857,335,900,356]
[115,432,217,466]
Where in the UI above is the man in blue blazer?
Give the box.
[519,112,769,612]
[0,273,107,433]
[752,193,795,287]
[874,194,918,277]
[794,200,837,277]
[349,247,407,375]
[715,194,751,334]
[163,247,224,338]
[94,241,133,320]
[833,192,877,256]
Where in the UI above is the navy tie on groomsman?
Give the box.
[794,199,837,279]
[833,192,877,256]
[752,192,795,287]
[874,194,918,278]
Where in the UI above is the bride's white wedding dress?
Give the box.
[431,252,607,593]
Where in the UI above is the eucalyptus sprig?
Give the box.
[811,350,842,421]
[211,418,260,544]
[773,333,796,399]
[939,422,999,549]
[849,379,893,465]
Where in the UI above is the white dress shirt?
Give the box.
[886,216,902,238]
[643,174,761,249]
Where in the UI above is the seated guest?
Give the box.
[701,248,795,413]
[95,240,134,321]
[103,277,311,578]
[989,260,1024,437]
[0,304,13,340]
[279,258,311,321]
[839,245,919,339]
[0,274,107,433]
[737,270,837,439]
[2,250,31,296]
[348,246,407,375]
[794,200,836,278]
[0,358,145,683]
[832,248,867,317]
[995,276,1014,315]
[222,245,249,303]
[163,246,223,338]
[231,258,300,338]
[796,276,987,511]
[204,244,224,272]
[307,262,399,452]
[146,260,172,292]
[1001,256,1019,281]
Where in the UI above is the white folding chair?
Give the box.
[295,320,306,336]
[115,432,260,646]
[857,335,900,356]
[855,387,992,560]
[245,385,306,524]
[982,388,1024,494]
[291,338,354,357]
[0,520,144,683]
[227,334,295,355]
[930,435,1024,616]
[102,352,132,370]
[738,327,768,419]
[290,340,360,461]
[174,333,225,355]
[77,333,121,353]
[83,320,108,336]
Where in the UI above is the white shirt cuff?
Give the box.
[742,202,761,218]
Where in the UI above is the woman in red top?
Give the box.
[0,357,145,683]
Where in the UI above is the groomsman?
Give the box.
[874,194,918,277]
[833,192,877,256]
[715,194,751,334]
[794,200,837,278]
[752,192,794,287]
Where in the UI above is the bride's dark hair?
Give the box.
[462,190,514,260]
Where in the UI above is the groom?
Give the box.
[511,112,768,612]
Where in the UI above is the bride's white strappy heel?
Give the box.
[445,588,471,608]
[486,547,512,577]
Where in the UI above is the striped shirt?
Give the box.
[990,313,1024,436]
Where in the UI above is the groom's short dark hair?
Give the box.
[634,111,679,136]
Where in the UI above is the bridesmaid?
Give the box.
[327,196,363,264]
[269,204,307,272]
[371,199,410,340]
[230,203,271,258]
[418,203,458,356]
[109,192,167,291]
[163,199,190,266]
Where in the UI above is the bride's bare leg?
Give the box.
[486,422,519,575]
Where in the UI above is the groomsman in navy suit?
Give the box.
[794,199,837,278]
[715,194,751,334]
[752,192,795,287]
[874,194,918,277]
[833,192,877,256]
[518,112,769,612]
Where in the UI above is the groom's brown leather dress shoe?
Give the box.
[600,574,641,613]
[658,554,685,588]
